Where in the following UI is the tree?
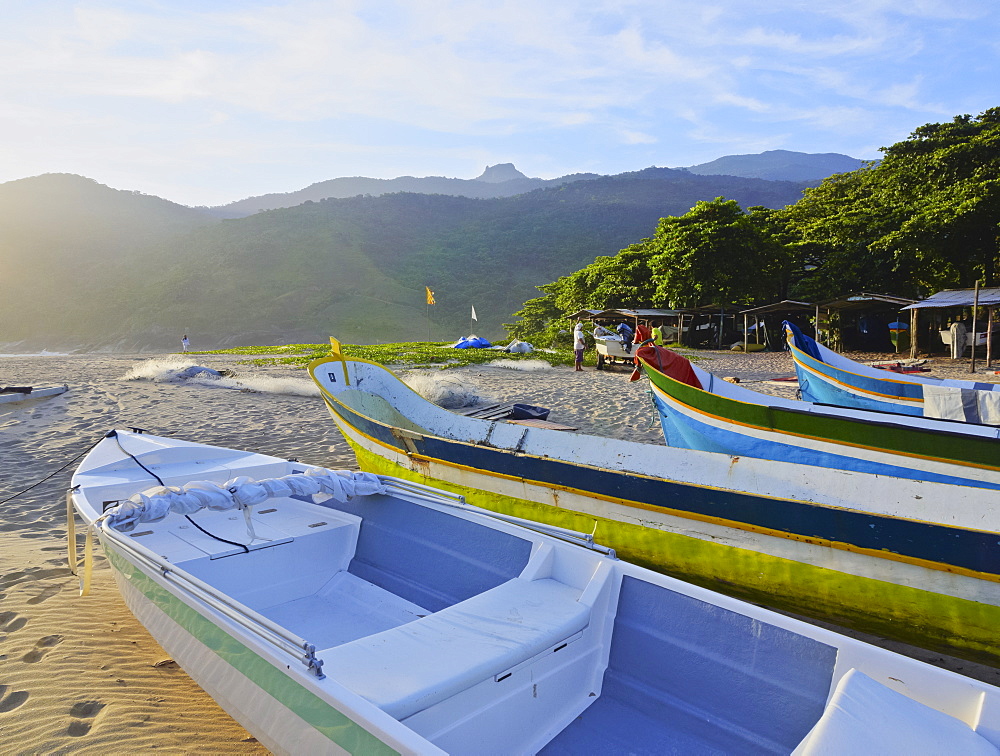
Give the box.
[649,198,792,307]
[783,108,1000,296]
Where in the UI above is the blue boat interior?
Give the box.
[540,576,837,755]
[138,484,841,752]
[322,493,533,611]
[315,496,838,752]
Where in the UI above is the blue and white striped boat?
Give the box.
[784,320,1000,422]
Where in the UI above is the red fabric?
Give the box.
[634,324,652,343]
[629,345,703,389]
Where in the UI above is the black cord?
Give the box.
[181,514,250,553]
[113,429,249,553]
[111,429,165,486]
[0,433,109,506]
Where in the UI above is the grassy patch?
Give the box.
[191,341,578,369]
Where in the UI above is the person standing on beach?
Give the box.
[573,322,586,371]
[182,334,190,352]
[652,324,664,346]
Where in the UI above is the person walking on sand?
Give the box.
[573,322,586,371]
[182,334,190,352]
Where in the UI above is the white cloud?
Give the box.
[0,0,995,203]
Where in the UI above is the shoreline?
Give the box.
[1,349,998,751]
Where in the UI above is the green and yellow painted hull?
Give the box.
[311,354,1000,666]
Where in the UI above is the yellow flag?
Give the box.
[425,286,436,305]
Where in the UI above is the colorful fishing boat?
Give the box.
[640,342,1000,490]
[310,345,1000,665]
[69,430,1000,754]
[784,320,1000,421]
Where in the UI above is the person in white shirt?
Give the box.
[573,323,586,371]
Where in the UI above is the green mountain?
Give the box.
[0,170,810,351]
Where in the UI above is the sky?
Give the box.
[1,0,997,207]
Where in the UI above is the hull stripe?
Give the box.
[322,395,1000,580]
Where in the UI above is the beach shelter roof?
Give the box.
[902,288,1000,309]
[591,308,686,321]
[567,309,603,320]
[687,304,741,314]
[819,292,917,310]
[738,300,814,316]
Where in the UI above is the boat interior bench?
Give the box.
[793,668,999,755]
[324,576,590,719]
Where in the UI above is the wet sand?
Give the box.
[1,348,998,752]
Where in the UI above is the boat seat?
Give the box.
[793,668,999,755]
[323,577,589,720]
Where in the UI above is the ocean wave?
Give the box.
[120,357,320,397]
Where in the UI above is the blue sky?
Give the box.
[1,0,997,206]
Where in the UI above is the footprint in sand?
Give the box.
[0,612,27,633]
[0,685,30,713]
[26,585,61,605]
[0,567,70,590]
[22,634,63,663]
[68,701,107,736]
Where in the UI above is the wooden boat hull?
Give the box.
[644,356,1000,490]
[784,321,1000,418]
[311,354,1000,665]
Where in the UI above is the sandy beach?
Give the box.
[2,348,999,752]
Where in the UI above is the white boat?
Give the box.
[0,384,67,404]
[69,430,1000,755]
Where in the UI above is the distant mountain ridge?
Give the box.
[683,150,868,182]
[205,164,603,217]
[0,168,814,351]
[205,150,865,217]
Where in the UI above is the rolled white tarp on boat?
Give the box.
[104,469,386,531]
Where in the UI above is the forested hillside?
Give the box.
[509,109,1000,347]
[0,169,809,350]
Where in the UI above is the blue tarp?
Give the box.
[452,336,492,349]
[782,321,823,361]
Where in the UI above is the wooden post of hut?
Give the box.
[988,306,994,369]
[971,281,981,373]
[909,305,919,360]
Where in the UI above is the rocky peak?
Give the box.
[475,163,529,183]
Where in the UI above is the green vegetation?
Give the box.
[508,108,1000,344]
[192,342,577,369]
